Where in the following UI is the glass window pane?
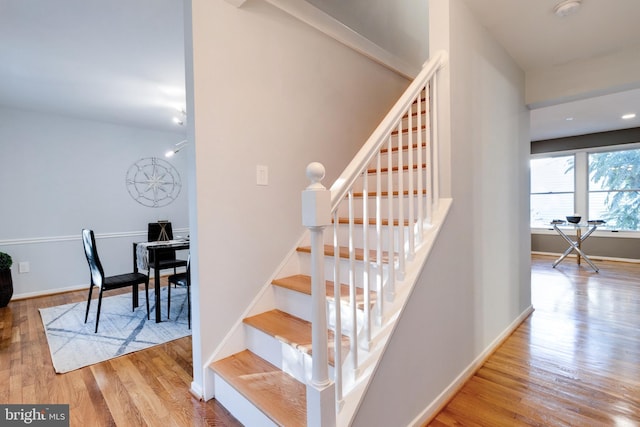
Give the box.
[531,193,575,227]
[589,148,640,191]
[531,156,574,193]
[588,190,640,230]
[588,148,640,230]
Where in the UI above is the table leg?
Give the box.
[154,249,162,323]
[132,243,139,308]
[576,228,582,265]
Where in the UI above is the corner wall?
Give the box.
[351,0,531,424]
[0,107,188,297]
[186,0,411,393]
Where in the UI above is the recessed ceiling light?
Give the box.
[622,113,636,120]
[554,0,582,17]
[565,117,574,121]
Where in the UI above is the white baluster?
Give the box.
[431,77,439,211]
[417,89,424,235]
[375,153,383,324]
[347,190,358,372]
[397,120,405,280]
[408,102,415,259]
[386,136,395,299]
[332,211,343,407]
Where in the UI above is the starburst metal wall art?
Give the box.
[125,157,182,207]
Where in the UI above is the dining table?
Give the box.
[133,239,189,322]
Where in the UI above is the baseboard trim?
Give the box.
[190,381,204,401]
[409,305,535,427]
[531,251,640,264]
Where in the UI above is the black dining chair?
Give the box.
[167,255,191,329]
[82,229,150,333]
[147,221,187,274]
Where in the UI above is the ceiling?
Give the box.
[0,0,186,133]
[463,0,640,141]
[1,0,639,140]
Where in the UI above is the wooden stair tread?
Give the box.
[352,189,427,198]
[297,245,395,264]
[243,309,349,366]
[367,163,426,174]
[335,217,410,226]
[379,142,427,154]
[391,125,427,136]
[210,350,306,427]
[272,274,376,309]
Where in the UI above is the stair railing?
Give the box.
[302,51,448,426]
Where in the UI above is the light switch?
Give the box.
[19,261,29,273]
[256,165,269,186]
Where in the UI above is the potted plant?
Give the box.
[0,251,13,307]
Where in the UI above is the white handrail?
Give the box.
[302,50,448,426]
[329,50,448,211]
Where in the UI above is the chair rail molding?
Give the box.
[0,228,189,247]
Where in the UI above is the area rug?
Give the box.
[39,286,191,373]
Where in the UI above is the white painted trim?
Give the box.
[531,227,640,239]
[531,251,640,264]
[262,0,420,79]
[224,0,246,7]
[190,381,204,400]
[12,283,89,301]
[0,228,189,246]
[409,305,535,427]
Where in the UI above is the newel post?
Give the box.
[302,162,336,427]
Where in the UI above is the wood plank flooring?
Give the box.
[2,255,639,426]
[428,254,640,426]
[0,282,241,427]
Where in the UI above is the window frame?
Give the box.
[530,142,640,238]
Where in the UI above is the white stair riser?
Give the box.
[273,284,371,335]
[350,169,429,192]
[213,374,277,427]
[298,252,394,289]
[400,113,428,129]
[376,146,430,167]
[335,195,429,219]
[326,222,414,254]
[244,325,340,384]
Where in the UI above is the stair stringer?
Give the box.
[337,198,452,426]
[200,231,311,401]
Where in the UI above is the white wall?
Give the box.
[526,44,640,108]
[186,0,411,394]
[0,107,188,297]
[306,0,429,68]
[352,0,531,424]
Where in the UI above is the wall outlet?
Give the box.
[18,261,29,273]
[256,165,269,186]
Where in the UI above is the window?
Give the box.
[530,155,575,227]
[589,148,640,231]
[531,144,640,232]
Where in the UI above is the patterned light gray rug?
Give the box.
[39,286,191,373]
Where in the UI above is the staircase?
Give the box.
[208,51,449,426]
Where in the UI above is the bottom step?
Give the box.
[210,349,306,426]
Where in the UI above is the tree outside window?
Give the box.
[589,148,640,231]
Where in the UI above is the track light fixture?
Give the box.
[165,140,188,158]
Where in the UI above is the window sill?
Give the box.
[531,227,640,238]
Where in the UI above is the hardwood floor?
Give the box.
[3,255,639,426]
[429,254,640,426]
[0,282,241,427]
